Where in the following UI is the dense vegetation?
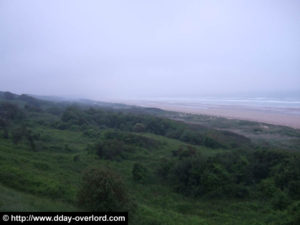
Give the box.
[0,91,299,225]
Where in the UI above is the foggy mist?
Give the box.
[1,0,299,100]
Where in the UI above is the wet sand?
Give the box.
[123,100,300,129]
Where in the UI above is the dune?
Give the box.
[124,100,300,129]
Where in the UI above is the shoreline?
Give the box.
[123,100,300,129]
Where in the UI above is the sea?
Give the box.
[140,96,300,116]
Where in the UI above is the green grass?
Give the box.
[0,127,292,225]
[0,94,299,224]
[173,113,300,151]
[0,184,77,212]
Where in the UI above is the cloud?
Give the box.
[0,0,299,99]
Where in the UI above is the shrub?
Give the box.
[96,140,125,160]
[3,91,16,100]
[73,154,80,162]
[77,167,130,211]
[257,178,279,200]
[157,158,174,179]
[203,137,224,149]
[0,102,24,121]
[271,191,290,210]
[200,163,232,196]
[11,127,24,144]
[171,145,196,159]
[133,123,145,132]
[169,156,206,196]
[179,129,202,145]
[103,130,160,149]
[132,163,148,183]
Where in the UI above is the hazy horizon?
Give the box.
[1,0,299,100]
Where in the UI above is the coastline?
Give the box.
[123,100,300,129]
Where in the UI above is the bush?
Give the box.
[3,91,16,100]
[157,158,174,179]
[103,130,160,149]
[11,127,24,144]
[77,167,130,211]
[73,154,80,162]
[286,201,300,225]
[132,163,148,183]
[257,178,279,199]
[96,140,125,160]
[0,102,24,121]
[179,129,202,145]
[271,191,290,210]
[203,137,224,149]
[133,123,145,132]
[171,145,196,159]
[200,163,232,196]
[169,156,206,196]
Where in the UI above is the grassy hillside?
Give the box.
[0,91,299,225]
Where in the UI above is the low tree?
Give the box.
[132,163,148,183]
[96,140,124,160]
[11,127,24,144]
[133,123,145,132]
[77,167,130,211]
[0,118,9,138]
[3,91,16,100]
[0,102,24,121]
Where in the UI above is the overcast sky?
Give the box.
[0,0,299,100]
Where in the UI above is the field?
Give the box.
[0,91,299,225]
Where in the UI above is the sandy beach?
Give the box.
[123,100,300,129]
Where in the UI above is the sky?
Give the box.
[0,0,299,100]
